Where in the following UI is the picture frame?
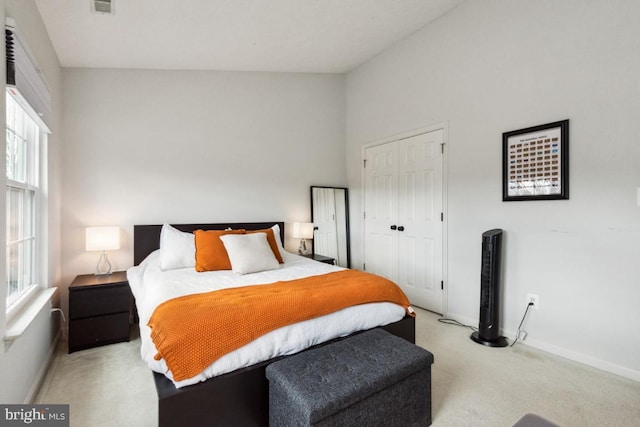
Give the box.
[502,120,569,201]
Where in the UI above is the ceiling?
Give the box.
[34,0,464,74]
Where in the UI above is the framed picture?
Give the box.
[502,120,569,201]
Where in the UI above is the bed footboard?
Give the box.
[154,315,416,427]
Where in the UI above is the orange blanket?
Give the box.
[148,269,413,381]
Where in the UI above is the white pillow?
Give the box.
[271,224,285,258]
[159,223,195,270]
[219,232,280,275]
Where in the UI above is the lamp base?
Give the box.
[95,251,112,276]
[297,239,310,256]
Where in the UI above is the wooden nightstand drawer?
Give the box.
[69,312,131,352]
[69,284,130,319]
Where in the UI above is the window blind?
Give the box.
[5,17,51,132]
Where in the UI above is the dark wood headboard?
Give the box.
[133,222,285,266]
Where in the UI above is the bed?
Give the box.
[129,222,415,427]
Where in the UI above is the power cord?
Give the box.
[438,317,477,332]
[51,307,66,323]
[511,302,534,347]
[51,307,68,340]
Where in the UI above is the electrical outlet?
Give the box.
[526,293,539,310]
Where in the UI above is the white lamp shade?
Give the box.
[86,227,121,251]
[292,222,314,239]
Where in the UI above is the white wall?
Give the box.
[61,68,345,311]
[1,0,63,403]
[346,0,640,379]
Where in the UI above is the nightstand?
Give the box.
[304,254,336,265]
[68,271,132,353]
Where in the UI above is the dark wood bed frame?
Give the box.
[133,222,416,427]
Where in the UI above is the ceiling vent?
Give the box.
[92,0,114,15]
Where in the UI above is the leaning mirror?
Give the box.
[310,186,350,268]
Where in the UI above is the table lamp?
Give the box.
[86,226,120,275]
[292,222,314,255]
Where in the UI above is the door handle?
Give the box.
[390,225,397,230]
[397,226,405,232]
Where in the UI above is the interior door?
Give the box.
[397,130,444,313]
[311,186,351,267]
[312,187,339,260]
[363,142,399,281]
[333,189,349,267]
[364,129,445,314]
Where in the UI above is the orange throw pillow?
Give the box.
[247,228,284,263]
[194,229,245,272]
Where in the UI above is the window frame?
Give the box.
[5,89,42,318]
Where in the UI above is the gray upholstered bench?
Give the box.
[265,328,434,427]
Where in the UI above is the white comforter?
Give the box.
[127,250,406,388]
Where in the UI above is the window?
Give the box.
[5,91,40,309]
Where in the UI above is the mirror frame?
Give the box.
[310,186,351,268]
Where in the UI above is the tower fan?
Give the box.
[471,229,508,347]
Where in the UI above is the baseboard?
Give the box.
[24,330,61,404]
[442,312,640,383]
[518,336,640,383]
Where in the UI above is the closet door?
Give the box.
[363,142,399,281]
[364,129,444,314]
[397,130,444,312]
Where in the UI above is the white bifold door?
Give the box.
[364,129,444,313]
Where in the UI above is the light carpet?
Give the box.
[35,309,640,426]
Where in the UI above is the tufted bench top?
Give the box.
[266,328,434,426]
